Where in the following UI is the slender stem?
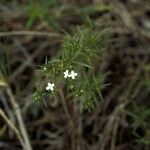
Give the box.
[59,89,72,122]
[59,89,76,150]
[78,103,83,150]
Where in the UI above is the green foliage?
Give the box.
[34,20,108,111]
[69,73,107,111]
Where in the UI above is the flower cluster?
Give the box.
[45,70,78,92]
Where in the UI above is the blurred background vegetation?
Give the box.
[0,0,150,150]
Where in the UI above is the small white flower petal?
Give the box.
[48,82,51,86]
[64,70,69,78]
[46,86,50,90]
[51,83,54,87]
[50,87,54,91]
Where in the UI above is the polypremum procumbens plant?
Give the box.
[33,20,109,111]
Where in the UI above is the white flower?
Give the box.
[69,70,78,79]
[46,82,55,91]
[43,67,47,70]
[64,70,78,79]
[64,70,69,78]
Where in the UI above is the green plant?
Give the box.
[34,20,108,111]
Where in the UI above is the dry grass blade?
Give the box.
[0,31,61,38]
[0,108,25,148]
[6,88,32,150]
